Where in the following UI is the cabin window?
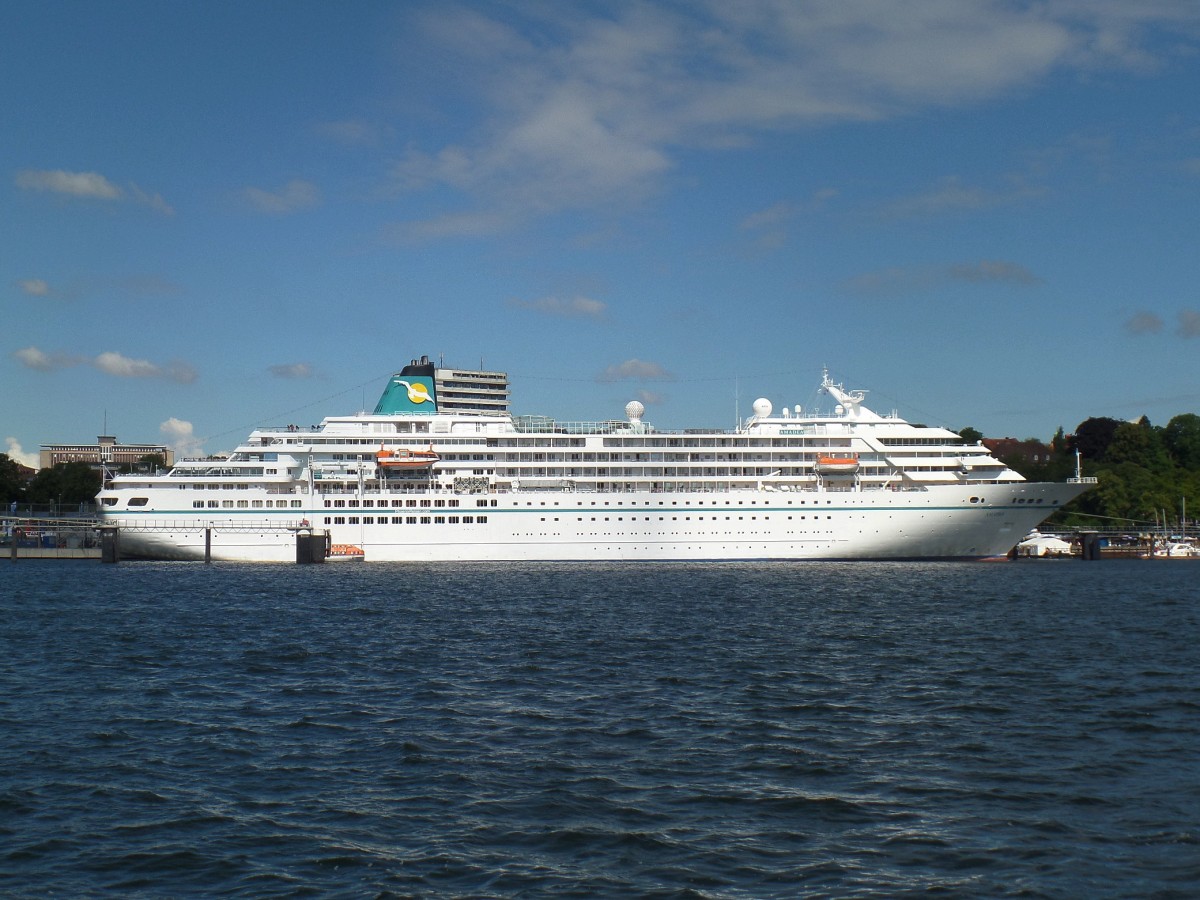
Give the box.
[290,500,301,508]
[252,500,263,508]
[478,515,487,524]
[222,501,234,508]
[127,497,149,506]
[208,500,219,508]
[348,517,359,524]
[237,500,248,508]
[192,501,204,509]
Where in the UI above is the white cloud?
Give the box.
[243,179,321,214]
[316,119,381,146]
[14,346,196,380]
[92,351,197,383]
[877,175,1046,219]
[129,183,175,215]
[947,260,1041,285]
[18,278,50,296]
[1126,311,1164,334]
[385,208,515,241]
[269,362,314,379]
[4,437,39,469]
[12,346,79,371]
[15,168,121,199]
[160,418,204,458]
[15,168,173,213]
[389,3,1200,233]
[597,359,673,382]
[1179,309,1200,338]
[845,259,1041,295]
[508,295,607,319]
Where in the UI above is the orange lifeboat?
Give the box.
[375,444,439,470]
[328,543,365,561]
[815,454,859,474]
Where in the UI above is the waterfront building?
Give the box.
[40,436,175,470]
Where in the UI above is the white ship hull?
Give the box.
[105,482,1085,563]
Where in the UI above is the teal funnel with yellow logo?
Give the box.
[374,356,438,414]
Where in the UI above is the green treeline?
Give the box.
[991,414,1200,529]
[0,458,102,507]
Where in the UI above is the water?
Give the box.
[1,560,1197,898]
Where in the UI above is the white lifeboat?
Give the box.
[375,444,439,470]
[815,454,859,474]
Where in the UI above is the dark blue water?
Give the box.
[2,560,1198,898]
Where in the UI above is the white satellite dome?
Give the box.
[625,400,645,422]
[752,398,772,418]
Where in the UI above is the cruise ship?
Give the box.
[96,357,1094,561]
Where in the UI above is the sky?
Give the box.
[4,0,1200,465]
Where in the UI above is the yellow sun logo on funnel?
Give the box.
[396,380,432,403]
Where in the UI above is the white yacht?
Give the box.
[96,357,1094,561]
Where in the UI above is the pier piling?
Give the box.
[98,525,121,564]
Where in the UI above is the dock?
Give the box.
[3,517,101,560]
[3,516,328,563]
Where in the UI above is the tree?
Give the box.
[958,426,984,444]
[0,453,27,504]
[138,453,166,471]
[1070,417,1124,461]
[1106,420,1171,473]
[27,462,102,506]
[1163,413,1200,470]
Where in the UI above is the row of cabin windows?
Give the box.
[324,498,462,509]
[191,499,303,509]
[508,497,837,507]
[541,515,833,522]
[325,515,487,525]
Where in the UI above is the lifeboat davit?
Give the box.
[375,444,439,470]
[815,454,859,474]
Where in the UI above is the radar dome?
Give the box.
[752,398,772,418]
[625,400,645,421]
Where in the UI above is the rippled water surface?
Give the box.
[2,560,1198,898]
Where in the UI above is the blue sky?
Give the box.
[4,1,1200,464]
